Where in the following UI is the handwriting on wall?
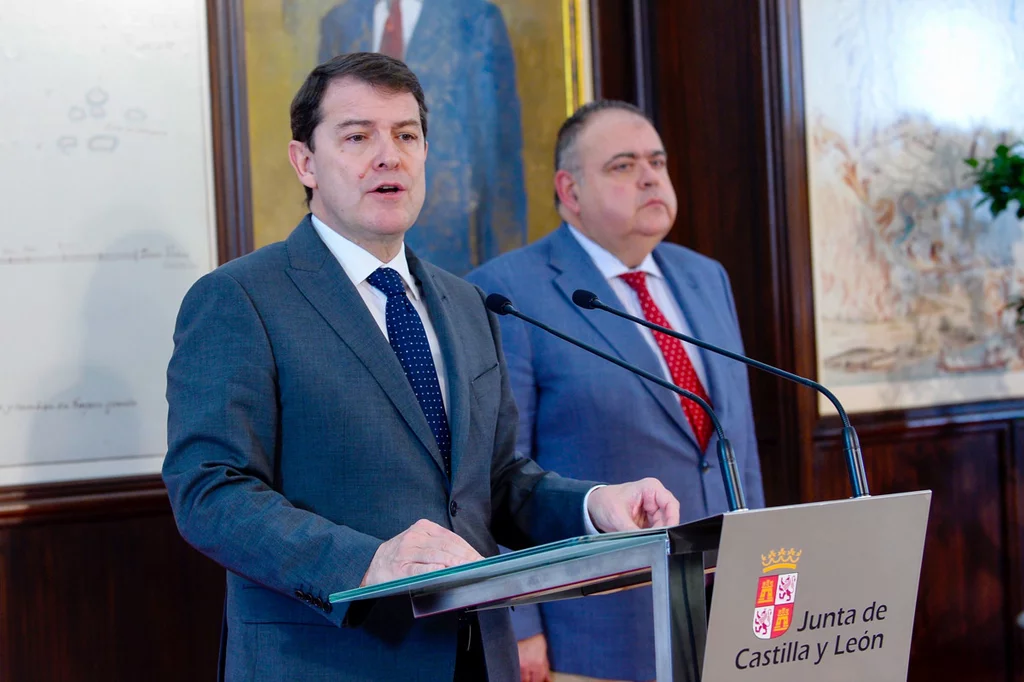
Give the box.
[1,399,138,418]
[0,244,194,268]
[0,0,217,486]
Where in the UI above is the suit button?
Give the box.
[294,590,306,600]
[324,601,333,614]
[449,500,459,517]
[701,461,711,473]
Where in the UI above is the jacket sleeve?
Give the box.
[162,270,381,627]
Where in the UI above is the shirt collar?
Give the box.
[311,213,420,300]
[565,222,663,282]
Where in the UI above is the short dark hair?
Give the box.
[553,99,651,207]
[290,52,429,204]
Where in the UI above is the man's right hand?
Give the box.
[517,633,551,682]
[360,519,483,586]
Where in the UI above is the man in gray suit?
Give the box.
[162,54,680,682]
[467,100,765,682]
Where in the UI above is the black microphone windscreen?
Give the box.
[485,293,514,315]
[571,289,599,309]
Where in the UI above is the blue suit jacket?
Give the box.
[318,0,526,275]
[467,225,765,680]
[162,217,595,682]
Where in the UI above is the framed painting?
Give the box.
[800,0,1024,414]
[242,0,594,274]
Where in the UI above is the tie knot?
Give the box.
[619,271,648,292]
[367,267,406,298]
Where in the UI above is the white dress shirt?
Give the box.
[567,223,709,389]
[311,214,448,410]
[372,0,423,52]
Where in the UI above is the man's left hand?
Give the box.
[587,478,680,532]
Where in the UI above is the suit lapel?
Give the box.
[284,218,447,478]
[408,251,469,487]
[655,248,735,429]
[546,227,698,448]
[403,1,448,68]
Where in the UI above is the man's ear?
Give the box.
[288,140,317,192]
[554,169,580,213]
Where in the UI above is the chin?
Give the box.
[635,219,673,239]
[369,213,417,235]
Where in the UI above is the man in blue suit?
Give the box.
[318,0,525,275]
[467,100,765,682]
[163,56,680,682]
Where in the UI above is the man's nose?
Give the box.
[639,161,661,187]
[374,136,400,170]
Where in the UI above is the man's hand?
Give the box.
[587,478,680,532]
[517,633,551,682]
[361,519,483,586]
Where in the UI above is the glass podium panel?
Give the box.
[329,526,671,604]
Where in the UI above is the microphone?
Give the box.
[571,289,870,498]
[484,293,747,512]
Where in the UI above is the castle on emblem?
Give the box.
[753,548,802,640]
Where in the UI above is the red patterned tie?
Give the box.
[619,271,713,451]
[379,0,404,60]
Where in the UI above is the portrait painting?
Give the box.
[243,0,593,274]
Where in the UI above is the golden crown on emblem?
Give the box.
[761,547,802,573]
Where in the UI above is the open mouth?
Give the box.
[372,184,404,195]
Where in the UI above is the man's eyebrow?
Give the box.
[334,119,373,131]
[333,118,421,132]
[604,150,666,165]
[604,151,639,165]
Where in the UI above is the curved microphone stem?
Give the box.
[485,294,747,512]
[574,291,870,498]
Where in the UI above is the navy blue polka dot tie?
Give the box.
[367,267,451,478]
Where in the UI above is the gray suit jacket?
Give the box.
[467,225,764,680]
[163,216,594,681]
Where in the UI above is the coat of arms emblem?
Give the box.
[753,548,801,639]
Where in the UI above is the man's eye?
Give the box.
[347,134,366,143]
[399,133,418,142]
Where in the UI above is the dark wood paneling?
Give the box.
[814,423,1013,679]
[0,495,224,682]
[1010,420,1024,682]
[590,0,640,103]
[208,0,253,264]
[0,475,168,527]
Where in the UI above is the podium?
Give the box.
[331,491,931,681]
